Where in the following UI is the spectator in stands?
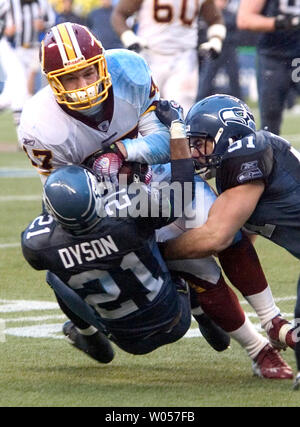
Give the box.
[56,0,85,25]
[72,0,101,18]
[86,0,122,50]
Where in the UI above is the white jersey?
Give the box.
[137,0,205,55]
[18,49,170,182]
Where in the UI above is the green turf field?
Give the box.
[0,109,299,407]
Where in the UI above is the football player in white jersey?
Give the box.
[111,0,227,114]
[18,23,294,379]
[19,22,168,183]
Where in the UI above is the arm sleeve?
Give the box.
[21,233,46,270]
[122,109,171,165]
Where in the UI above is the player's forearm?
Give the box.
[122,131,170,164]
[201,0,224,26]
[237,9,275,32]
[110,7,130,36]
[111,0,142,37]
[163,224,233,260]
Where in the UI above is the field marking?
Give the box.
[0,299,59,312]
[5,314,66,323]
[0,296,296,340]
[0,195,41,202]
[0,168,38,178]
[6,323,65,339]
[0,242,20,248]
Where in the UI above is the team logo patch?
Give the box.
[98,120,110,132]
[219,107,253,127]
[22,138,36,146]
[237,161,263,183]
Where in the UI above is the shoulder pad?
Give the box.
[217,132,274,191]
[106,49,151,88]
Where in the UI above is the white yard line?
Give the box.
[0,242,20,249]
[0,195,41,202]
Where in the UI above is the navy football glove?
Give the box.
[155,99,186,139]
[155,99,184,128]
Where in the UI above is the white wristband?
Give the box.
[207,24,227,41]
[170,121,186,139]
[120,30,140,48]
[208,37,223,54]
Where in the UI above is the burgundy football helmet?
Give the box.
[40,22,112,110]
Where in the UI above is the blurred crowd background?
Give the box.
[0,0,296,134]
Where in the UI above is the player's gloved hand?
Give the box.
[93,152,123,185]
[155,99,186,139]
[198,38,222,60]
[198,24,226,61]
[120,30,147,53]
[142,165,152,185]
[275,14,300,31]
[155,99,184,128]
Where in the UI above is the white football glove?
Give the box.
[198,24,226,60]
[120,30,148,53]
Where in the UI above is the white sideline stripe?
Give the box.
[0,195,41,202]
[0,242,20,248]
[0,299,59,312]
[0,169,38,178]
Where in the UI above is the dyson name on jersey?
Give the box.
[58,235,119,269]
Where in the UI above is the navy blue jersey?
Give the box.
[216,130,300,259]
[22,155,194,340]
[258,0,300,58]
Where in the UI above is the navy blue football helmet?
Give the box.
[186,94,256,171]
[43,165,103,233]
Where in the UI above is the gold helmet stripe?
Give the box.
[56,23,77,61]
[51,25,70,65]
[65,22,85,59]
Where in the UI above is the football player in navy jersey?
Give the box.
[160,94,300,388]
[237,0,300,135]
[19,23,295,378]
[21,116,194,358]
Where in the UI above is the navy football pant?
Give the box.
[110,291,191,355]
[257,54,300,135]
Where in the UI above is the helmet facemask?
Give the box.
[47,56,111,111]
[189,128,224,175]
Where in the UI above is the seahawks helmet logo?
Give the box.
[219,107,254,127]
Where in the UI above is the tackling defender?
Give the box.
[160,94,300,388]
[21,127,194,358]
[18,22,294,378]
